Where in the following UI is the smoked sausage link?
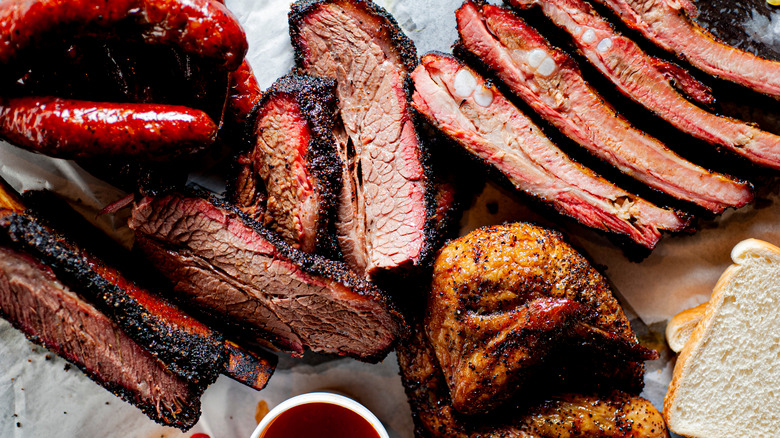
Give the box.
[0,0,248,74]
[0,97,218,159]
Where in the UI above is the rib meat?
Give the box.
[412,52,689,249]
[232,74,342,256]
[128,189,403,363]
[397,322,669,438]
[426,223,657,415]
[590,0,780,99]
[509,0,780,170]
[289,0,431,275]
[456,1,753,213]
[0,246,202,430]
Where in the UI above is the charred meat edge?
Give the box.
[232,73,343,257]
[0,246,202,431]
[289,0,438,274]
[130,187,405,363]
[0,206,225,387]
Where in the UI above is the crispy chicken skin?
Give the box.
[398,324,669,438]
[426,223,656,415]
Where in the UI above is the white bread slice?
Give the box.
[664,238,780,438]
[665,302,707,353]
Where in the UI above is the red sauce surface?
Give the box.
[261,402,380,438]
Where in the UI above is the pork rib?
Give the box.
[289,0,431,275]
[412,52,689,249]
[509,0,780,170]
[232,74,342,256]
[456,1,753,213]
[128,190,403,363]
[0,246,202,430]
[590,0,780,99]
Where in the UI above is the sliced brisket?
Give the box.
[0,184,225,388]
[412,53,689,249]
[456,1,753,213]
[289,0,432,275]
[509,0,780,170]
[128,190,403,363]
[232,74,342,256]
[222,340,277,391]
[0,246,202,430]
[590,0,780,99]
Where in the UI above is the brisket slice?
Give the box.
[510,0,780,170]
[0,246,202,430]
[590,0,780,99]
[128,190,404,363]
[0,189,225,388]
[412,53,689,248]
[455,1,753,214]
[397,322,668,438]
[289,0,433,275]
[232,74,342,256]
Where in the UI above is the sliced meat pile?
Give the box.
[455,1,752,214]
[397,323,669,438]
[232,73,342,256]
[412,52,690,248]
[289,0,432,275]
[510,0,780,170]
[0,246,204,430]
[128,190,403,363]
[590,0,780,99]
[426,223,657,415]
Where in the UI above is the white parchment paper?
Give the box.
[1,0,779,436]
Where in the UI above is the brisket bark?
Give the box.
[128,190,403,363]
[232,74,342,256]
[0,246,202,430]
[590,0,780,99]
[289,0,432,275]
[455,1,753,213]
[412,52,689,249]
[509,0,780,170]
[0,185,226,388]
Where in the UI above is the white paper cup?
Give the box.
[250,392,390,438]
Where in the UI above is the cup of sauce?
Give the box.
[250,392,390,438]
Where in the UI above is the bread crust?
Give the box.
[663,238,780,436]
[665,302,707,353]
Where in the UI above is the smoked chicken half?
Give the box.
[426,223,657,415]
[398,324,669,438]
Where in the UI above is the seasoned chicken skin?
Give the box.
[426,223,656,415]
[397,325,669,438]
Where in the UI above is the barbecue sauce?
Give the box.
[260,402,380,438]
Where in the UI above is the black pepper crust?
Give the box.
[0,211,226,389]
[231,73,345,258]
[166,186,408,363]
[288,0,440,272]
[0,248,202,431]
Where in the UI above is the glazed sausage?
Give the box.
[0,0,247,75]
[0,97,217,159]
